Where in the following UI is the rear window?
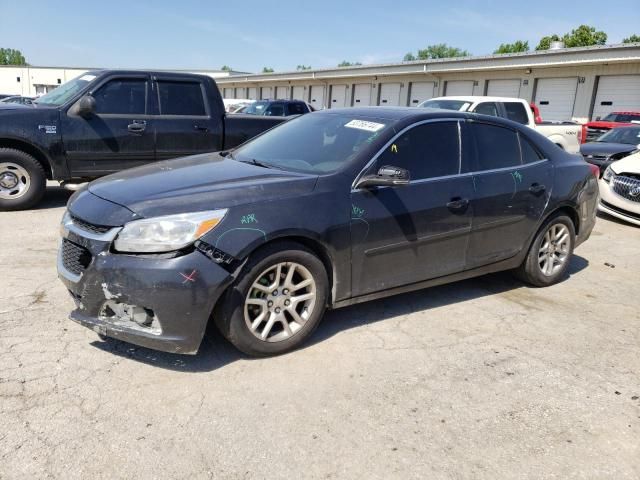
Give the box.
[504,102,529,125]
[602,113,640,123]
[158,81,206,116]
[287,103,308,115]
[420,99,471,111]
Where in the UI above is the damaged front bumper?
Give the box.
[57,214,233,354]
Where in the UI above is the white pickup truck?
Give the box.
[419,96,582,154]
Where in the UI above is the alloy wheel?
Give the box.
[244,262,317,342]
[538,223,571,276]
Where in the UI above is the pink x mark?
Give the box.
[180,269,197,284]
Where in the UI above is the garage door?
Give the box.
[408,81,436,106]
[310,85,325,109]
[235,87,245,99]
[445,80,474,96]
[353,84,371,106]
[592,75,640,119]
[248,87,257,100]
[379,83,401,106]
[275,86,289,100]
[292,86,305,101]
[223,88,233,98]
[261,87,273,100]
[330,84,348,108]
[487,79,521,98]
[534,77,578,122]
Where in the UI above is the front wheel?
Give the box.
[215,242,328,357]
[0,149,46,211]
[515,214,575,287]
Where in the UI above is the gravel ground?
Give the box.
[1,185,639,479]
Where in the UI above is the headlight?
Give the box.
[114,209,228,253]
[602,166,615,183]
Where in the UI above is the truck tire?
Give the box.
[0,148,47,211]
[214,241,328,357]
[514,213,575,287]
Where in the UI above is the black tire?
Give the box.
[514,214,575,287]
[214,241,329,357]
[0,148,47,211]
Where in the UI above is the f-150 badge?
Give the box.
[38,125,57,134]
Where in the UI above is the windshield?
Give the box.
[34,73,97,106]
[602,113,640,123]
[596,127,640,144]
[419,99,471,111]
[233,114,390,174]
[243,101,269,115]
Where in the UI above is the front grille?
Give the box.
[601,200,640,220]
[612,175,640,203]
[70,214,112,234]
[586,127,610,142]
[61,239,92,275]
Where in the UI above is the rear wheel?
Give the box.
[0,149,46,211]
[215,242,328,356]
[515,214,575,287]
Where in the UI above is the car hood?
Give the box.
[0,102,32,110]
[87,152,319,218]
[580,142,638,157]
[585,121,634,128]
[610,152,640,175]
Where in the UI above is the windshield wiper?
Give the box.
[239,158,272,169]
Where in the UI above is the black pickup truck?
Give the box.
[0,70,286,210]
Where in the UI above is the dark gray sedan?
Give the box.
[581,126,640,176]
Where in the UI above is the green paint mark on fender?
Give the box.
[351,204,365,218]
[241,213,257,224]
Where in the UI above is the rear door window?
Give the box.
[504,102,530,125]
[287,102,307,115]
[264,103,285,116]
[519,134,545,163]
[157,81,207,116]
[472,102,499,117]
[471,122,521,170]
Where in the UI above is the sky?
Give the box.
[1,0,638,73]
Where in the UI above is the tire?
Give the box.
[515,214,575,287]
[0,149,47,211]
[214,241,329,357]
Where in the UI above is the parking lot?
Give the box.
[0,184,638,479]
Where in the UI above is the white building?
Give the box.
[0,66,243,97]
[215,43,640,123]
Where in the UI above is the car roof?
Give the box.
[315,106,475,121]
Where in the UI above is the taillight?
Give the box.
[588,164,600,178]
[580,125,587,144]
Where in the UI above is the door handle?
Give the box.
[194,124,209,132]
[529,183,546,195]
[446,197,469,213]
[127,120,146,134]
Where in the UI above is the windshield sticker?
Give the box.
[344,120,386,132]
[79,74,96,82]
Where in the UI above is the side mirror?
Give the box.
[73,95,96,118]
[355,165,410,189]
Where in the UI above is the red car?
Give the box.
[583,111,640,143]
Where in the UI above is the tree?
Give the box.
[403,52,417,61]
[416,44,470,59]
[296,65,312,70]
[494,40,529,54]
[623,34,640,43]
[535,34,561,50]
[337,61,362,67]
[0,48,27,65]
[220,65,232,71]
[536,25,607,50]
[262,67,274,73]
